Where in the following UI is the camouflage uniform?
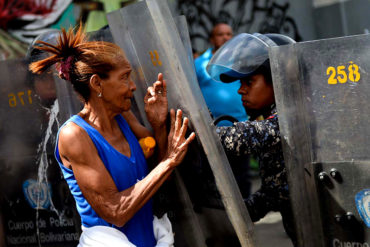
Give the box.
[216,108,297,245]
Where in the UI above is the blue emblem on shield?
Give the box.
[22,179,52,210]
[355,189,370,228]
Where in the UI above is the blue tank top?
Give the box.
[55,114,156,247]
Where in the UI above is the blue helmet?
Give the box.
[206,33,295,83]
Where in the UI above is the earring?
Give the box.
[98,92,102,98]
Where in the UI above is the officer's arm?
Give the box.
[216,116,280,156]
[244,188,275,222]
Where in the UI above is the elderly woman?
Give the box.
[29,26,195,247]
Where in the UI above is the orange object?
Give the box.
[139,136,156,158]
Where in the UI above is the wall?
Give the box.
[314,0,370,39]
[169,0,317,52]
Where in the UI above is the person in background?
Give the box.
[207,32,297,246]
[194,23,247,126]
[29,25,195,247]
[195,23,252,199]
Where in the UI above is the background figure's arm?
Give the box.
[216,115,280,156]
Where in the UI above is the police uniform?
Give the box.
[216,108,297,245]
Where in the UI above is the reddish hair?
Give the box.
[29,24,127,102]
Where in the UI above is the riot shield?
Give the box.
[174,16,196,72]
[270,34,370,246]
[0,59,81,246]
[107,0,256,246]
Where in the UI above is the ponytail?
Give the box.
[29,24,85,78]
[29,24,126,102]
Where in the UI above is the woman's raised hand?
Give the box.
[164,109,196,167]
[144,73,168,129]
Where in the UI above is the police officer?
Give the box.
[207,33,297,246]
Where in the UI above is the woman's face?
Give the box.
[238,74,275,110]
[100,62,136,112]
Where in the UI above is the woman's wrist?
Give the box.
[152,122,166,131]
[158,159,175,172]
[153,129,167,141]
[152,123,167,140]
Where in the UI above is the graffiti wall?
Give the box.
[173,0,316,52]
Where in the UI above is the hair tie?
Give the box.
[58,56,74,81]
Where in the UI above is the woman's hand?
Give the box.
[163,109,196,167]
[144,73,168,129]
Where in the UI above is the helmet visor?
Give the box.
[206,33,270,82]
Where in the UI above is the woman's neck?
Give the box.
[79,99,118,133]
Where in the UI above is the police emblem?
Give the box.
[22,179,52,210]
[355,189,370,228]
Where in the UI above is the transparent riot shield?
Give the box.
[174,16,196,71]
[107,0,256,246]
[0,59,81,246]
[270,34,370,247]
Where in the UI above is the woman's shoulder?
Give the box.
[59,120,89,145]
[58,121,97,162]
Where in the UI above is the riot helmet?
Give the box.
[206,33,295,83]
[26,29,61,63]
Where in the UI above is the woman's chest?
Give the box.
[103,148,147,190]
[103,130,131,157]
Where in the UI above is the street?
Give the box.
[252,177,294,247]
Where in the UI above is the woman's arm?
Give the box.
[216,114,281,156]
[58,109,195,227]
[122,73,168,160]
[144,73,169,161]
[121,110,152,139]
